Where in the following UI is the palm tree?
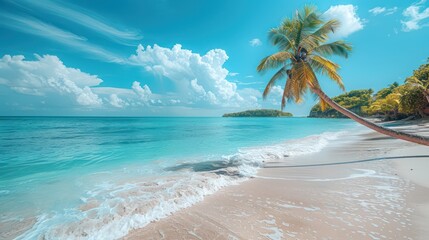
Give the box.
[257,6,429,146]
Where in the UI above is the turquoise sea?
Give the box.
[0,117,359,239]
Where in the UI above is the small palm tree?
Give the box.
[257,6,429,146]
[405,76,429,103]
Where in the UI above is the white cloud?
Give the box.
[190,79,206,95]
[0,46,276,115]
[0,13,125,63]
[0,54,102,107]
[249,38,262,47]
[0,54,161,113]
[228,72,239,77]
[369,7,386,15]
[324,5,364,38]
[369,7,398,16]
[402,0,429,31]
[77,87,102,106]
[109,94,127,108]
[129,44,257,108]
[15,0,142,44]
[265,85,284,106]
[385,7,398,15]
[234,81,261,86]
[270,85,283,96]
[132,81,152,102]
[169,99,181,104]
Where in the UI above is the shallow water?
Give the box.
[0,117,358,239]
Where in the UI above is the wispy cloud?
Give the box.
[369,7,398,16]
[402,0,429,31]
[234,81,261,86]
[0,13,125,63]
[228,72,239,77]
[385,7,398,15]
[249,38,262,47]
[369,7,386,15]
[12,0,142,45]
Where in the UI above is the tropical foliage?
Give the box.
[309,61,429,120]
[309,89,373,118]
[223,109,292,117]
[405,59,429,103]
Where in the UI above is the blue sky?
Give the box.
[0,0,428,116]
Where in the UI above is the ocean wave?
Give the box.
[220,130,346,177]
[17,131,345,240]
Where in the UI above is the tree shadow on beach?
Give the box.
[263,155,429,169]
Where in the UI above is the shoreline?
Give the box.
[125,120,429,239]
[2,119,356,240]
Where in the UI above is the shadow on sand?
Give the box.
[263,155,429,168]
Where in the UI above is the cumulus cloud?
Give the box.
[0,44,277,115]
[249,38,262,47]
[369,7,398,16]
[0,54,160,113]
[0,54,102,106]
[190,79,206,95]
[129,44,258,108]
[402,0,429,31]
[109,94,127,108]
[132,81,152,102]
[324,5,364,38]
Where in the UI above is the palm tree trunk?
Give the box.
[424,90,429,104]
[311,87,429,147]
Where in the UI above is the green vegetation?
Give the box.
[309,89,373,118]
[223,109,292,117]
[309,61,429,120]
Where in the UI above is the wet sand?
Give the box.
[125,121,429,240]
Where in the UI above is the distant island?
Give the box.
[223,109,293,117]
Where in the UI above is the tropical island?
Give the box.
[309,61,429,121]
[223,109,293,117]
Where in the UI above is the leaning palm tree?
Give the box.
[257,6,429,146]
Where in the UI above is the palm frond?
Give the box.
[257,52,293,72]
[311,19,340,41]
[281,78,292,110]
[308,55,345,91]
[263,66,288,99]
[405,76,427,90]
[299,6,322,30]
[311,41,352,58]
[289,62,317,102]
[268,28,295,51]
[300,20,340,50]
[319,98,328,111]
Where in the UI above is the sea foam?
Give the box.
[17,131,345,240]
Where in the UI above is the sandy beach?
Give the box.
[125,120,429,240]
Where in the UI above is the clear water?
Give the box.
[0,117,358,239]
